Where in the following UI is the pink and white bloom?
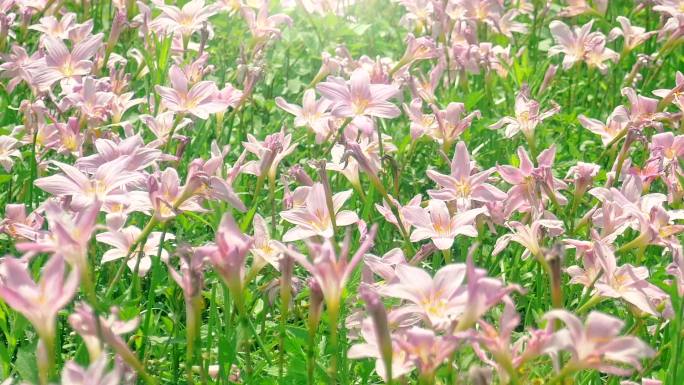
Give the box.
[280,183,359,241]
[33,34,103,89]
[0,135,21,172]
[96,226,174,276]
[490,90,559,139]
[402,200,484,250]
[0,255,79,341]
[250,214,283,271]
[156,65,228,119]
[35,158,142,209]
[579,106,629,147]
[493,219,565,260]
[427,141,506,211]
[276,89,332,139]
[317,69,401,119]
[609,16,656,53]
[150,0,218,36]
[543,310,655,375]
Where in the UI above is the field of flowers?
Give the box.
[0,0,683,384]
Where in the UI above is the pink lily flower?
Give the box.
[558,0,607,17]
[584,36,620,74]
[426,141,506,211]
[0,255,79,342]
[33,34,103,89]
[650,132,684,166]
[155,65,228,119]
[429,102,481,147]
[68,303,140,364]
[316,68,401,119]
[205,213,253,301]
[75,135,162,173]
[0,135,21,172]
[281,225,377,315]
[497,146,568,215]
[375,194,422,236]
[140,111,192,148]
[653,71,684,112]
[592,240,672,318]
[404,98,438,140]
[150,0,218,36]
[280,183,359,241]
[0,45,42,92]
[348,317,414,381]
[490,89,560,139]
[250,213,283,271]
[363,248,407,285]
[548,20,599,70]
[147,168,208,221]
[96,226,173,276]
[493,219,565,260]
[397,326,460,380]
[60,355,122,385]
[379,262,468,329]
[34,158,142,210]
[543,310,655,375]
[578,106,629,147]
[622,87,666,130]
[241,1,293,41]
[276,89,332,140]
[0,203,44,241]
[17,202,100,270]
[29,13,77,40]
[609,16,656,53]
[242,129,297,180]
[402,199,485,250]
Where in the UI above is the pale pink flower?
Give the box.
[317,68,401,119]
[150,0,218,36]
[75,135,162,173]
[363,248,407,284]
[379,263,467,329]
[205,213,253,297]
[591,240,672,317]
[29,13,77,39]
[281,225,377,313]
[548,20,599,70]
[60,355,122,385]
[96,226,173,276]
[497,146,568,215]
[429,102,481,145]
[491,10,529,37]
[559,0,607,17]
[242,129,297,180]
[375,194,422,236]
[280,183,359,241]
[404,98,438,139]
[0,203,44,241]
[397,327,460,379]
[493,219,565,260]
[156,65,228,119]
[622,87,666,130]
[653,71,684,112]
[348,317,414,381]
[16,202,99,271]
[490,89,559,139]
[427,141,506,211]
[276,89,332,138]
[0,135,21,172]
[565,162,600,196]
[250,214,283,271]
[609,16,656,53]
[68,303,140,362]
[140,111,192,148]
[402,199,484,250]
[241,1,292,40]
[147,168,207,221]
[0,255,79,341]
[35,158,142,210]
[33,34,103,89]
[543,310,655,375]
[0,45,42,92]
[578,106,629,146]
[584,35,620,74]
